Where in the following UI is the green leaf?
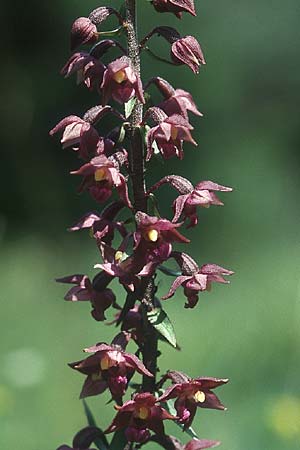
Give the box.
[73,427,108,450]
[125,97,136,119]
[110,429,128,450]
[147,308,177,348]
[148,193,161,218]
[82,400,109,450]
[83,399,96,427]
[117,124,126,144]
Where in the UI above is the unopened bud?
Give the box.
[70,17,97,51]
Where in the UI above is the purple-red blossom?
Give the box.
[134,212,189,248]
[183,440,220,450]
[105,392,176,442]
[143,28,205,73]
[148,176,232,227]
[71,153,131,207]
[151,0,196,18]
[172,181,232,227]
[146,111,197,160]
[147,77,202,119]
[133,212,190,273]
[120,304,144,345]
[69,341,153,401]
[69,211,126,244]
[71,17,98,51]
[171,36,206,73]
[68,201,127,245]
[163,252,233,308]
[56,274,115,321]
[94,242,141,292]
[158,371,228,428]
[109,304,144,345]
[61,52,106,91]
[160,89,202,119]
[101,56,145,105]
[50,115,100,160]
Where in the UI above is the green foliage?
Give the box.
[147,307,177,348]
[110,429,128,450]
[83,400,109,450]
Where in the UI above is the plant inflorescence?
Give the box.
[51,2,233,449]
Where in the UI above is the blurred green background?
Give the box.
[1,0,300,449]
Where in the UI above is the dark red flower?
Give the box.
[151,0,196,18]
[133,212,190,273]
[105,392,176,442]
[71,153,131,207]
[146,110,197,161]
[172,180,232,227]
[160,89,202,119]
[148,176,232,228]
[109,304,144,345]
[95,242,141,292]
[68,201,127,245]
[50,115,100,160]
[70,339,153,401]
[134,212,189,247]
[147,77,202,119]
[101,56,145,105]
[56,274,116,321]
[121,304,144,344]
[70,17,97,51]
[158,371,228,428]
[61,52,106,91]
[171,36,205,73]
[162,253,234,308]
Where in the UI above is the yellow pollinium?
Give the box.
[115,251,124,262]
[137,406,150,420]
[194,390,206,403]
[147,229,159,242]
[100,355,110,371]
[94,168,106,182]
[171,126,178,140]
[113,70,127,84]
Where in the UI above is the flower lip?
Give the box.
[136,406,151,420]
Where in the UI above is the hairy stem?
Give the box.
[125,0,146,213]
[125,0,158,392]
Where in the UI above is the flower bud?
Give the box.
[109,375,128,397]
[70,17,97,51]
[171,36,206,73]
